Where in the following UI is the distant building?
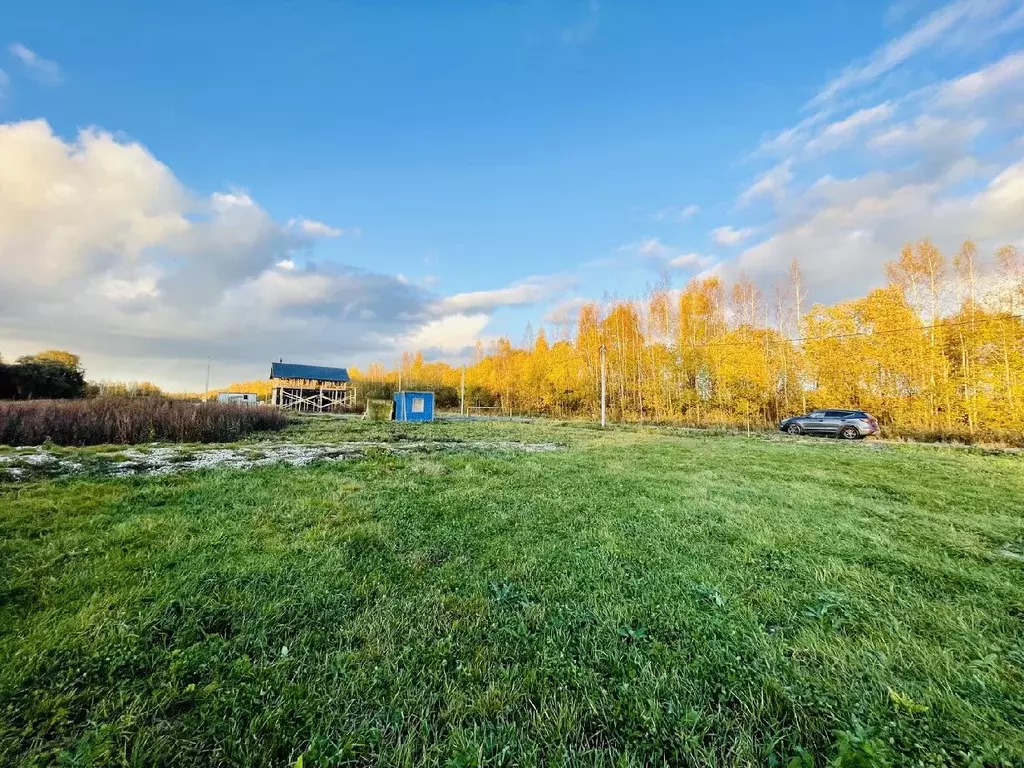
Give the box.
[217,392,259,406]
[393,391,435,422]
[269,362,354,412]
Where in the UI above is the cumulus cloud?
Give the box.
[711,226,756,246]
[0,120,190,286]
[397,313,492,355]
[0,119,536,388]
[8,42,62,84]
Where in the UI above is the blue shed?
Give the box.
[393,391,435,422]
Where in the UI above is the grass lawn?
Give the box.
[2,419,1023,766]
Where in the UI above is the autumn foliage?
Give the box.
[350,240,1024,441]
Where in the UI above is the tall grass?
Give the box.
[0,398,290,446]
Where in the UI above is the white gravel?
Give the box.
[0,440,563,480]
[0,450,84,478]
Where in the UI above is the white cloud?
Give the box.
[543,297,589,329]
[721,158,1024,304]
[758,2,1023,168]
[667,252,714,270]
[868,114,985,151]
[432,275,574,315]
[0,118,462,389]
[622,237,668,256]
[809,0,1013,106]
[399,313,491,354]
[0,119,190,285]
[804,102,896,156]
[618,237,711,271]
[100,274,160,302]
[286,216,358,238]
[211,191,255,210]
[8,42,62,84]
[711,226,756,246]
[652,204,700,221]
[933,49,1024,107]
[223,269,335,310]
[717,2,1024,309]
[739,161,793,206]
[757,110,830,156]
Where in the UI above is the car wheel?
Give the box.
[840,426,859,440]
[787,423,802,435]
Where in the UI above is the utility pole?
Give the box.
[600,344,607,428]
[203,357,211,403]
[460,366,466,417]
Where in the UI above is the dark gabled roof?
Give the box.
[270,362,350,383]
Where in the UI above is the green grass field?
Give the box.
[2,418,1023,767]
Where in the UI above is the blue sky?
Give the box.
[1,0,1022,389]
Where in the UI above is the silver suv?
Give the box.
[779,409,879,439]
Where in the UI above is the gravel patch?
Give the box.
[0,451,84,479]
[0,440,564,480]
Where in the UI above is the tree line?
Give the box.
[0,350,87,400]
[0,350,170,401]
[351,240,1024,440]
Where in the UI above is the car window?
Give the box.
[824,410,849,418]
[808,411,826,418]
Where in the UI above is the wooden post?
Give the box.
[460,367,466,416]
[600,344,607,428]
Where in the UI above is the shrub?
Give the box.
[365,399,393,421]
[0,398,290,446]
[0,359,86,400]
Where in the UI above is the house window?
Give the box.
[411,397,425,413]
